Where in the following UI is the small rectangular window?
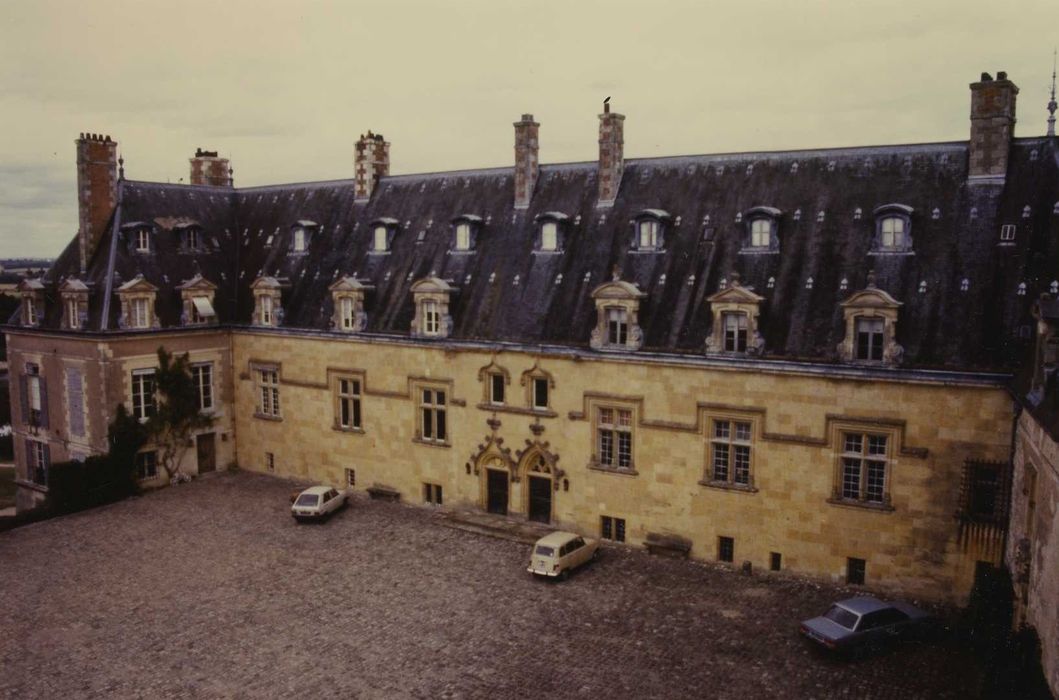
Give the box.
[340,297,355,330]
[847,557,866,585]
[67,298,80,329]
[601,515,626,542]
[750,218,771,247]
[489,374,505,405]
[455,223,472,251]
[532,377,549,410]
[260,295,274,326]
[345,468,356,487]
[770,552,782,571]
[265,452,275,472]
[424,483,443,505]
[718,536,734,563]
[540,221,558,251]
[131,297,150,328]
[337,377,362,430]
[136,451,158,480]
[422,300,440,336]
[373,226,388,252]
[1000,224,1016,242]
[136,229,150,252]
[131,369,156,421]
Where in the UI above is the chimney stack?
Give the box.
[354,131,390,202]
[513,114,540,209]
[189,148,233,187]
[76,133,118,273]
[968,71,1018,184]
[597,101,625,207]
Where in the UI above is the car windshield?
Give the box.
[534,545,555,557]
[295,494,320,507]
[823,605,859,630]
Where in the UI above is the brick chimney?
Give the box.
[968,71,1018,184]
[513,114,539,209]
[76,133,118,273]
[597,101,625,207]
[189,148,233,187]
[354,131,390,202]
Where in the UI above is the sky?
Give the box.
[0,0,1056,258]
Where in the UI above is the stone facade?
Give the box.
[230,330,1010,603]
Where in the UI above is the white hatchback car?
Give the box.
[291,486,348,522]
[527,531,600,580]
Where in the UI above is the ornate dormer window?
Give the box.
[329,275,370,332]
[632,209,670,252]
[872,204,914,254]
[837,274,903,365]
[123,222,152,253]
[535,212,569,253]
[704,273,765,355]
[741,206,781,253]
[251,276,284,327]
[590,271,646,352]
[290,220,317,254]
[478,359,511,406]
[175,223,206,253]
[370,217,399,254]
[176,274,218,326]
[1027,295,1059,406]
[410,277,455,339]
[59,278,89,330]
[18,278,45,327]
[116,275,159,329]
[451,215,482,253]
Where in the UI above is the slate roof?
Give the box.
[15,136,1059,372]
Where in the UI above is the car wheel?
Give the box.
[592,549,600,561]
[559,569,569,582]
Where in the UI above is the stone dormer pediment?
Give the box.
[250,275,282,290]
[329,275,372,293]
[706,283,764,305]
[840,286,902,310]
[591,279,646,301]
[18,278,45,292]
[59,278,89,293]
[116,275,158,294]
[410,277,456,295]
[176,273,218,292]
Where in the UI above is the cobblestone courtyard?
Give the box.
[0,471,985,699]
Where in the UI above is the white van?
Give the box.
[527,531,600,580]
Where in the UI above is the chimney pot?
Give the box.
[997,70,1007,81]
[981,72,993,81]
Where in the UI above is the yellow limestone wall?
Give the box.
[231,331,1013,603]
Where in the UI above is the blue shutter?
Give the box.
[67,368,85,437]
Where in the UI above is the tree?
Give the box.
[145,347,214,480]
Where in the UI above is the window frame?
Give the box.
[854,316,886,362]
[540,220,559,252]
[594,405,635,472]
[131,297,150,329]
[417,386,449,445]
[191,362,214,413]
[334,375,363,432]
[488,372,505,406]
[255,366,281,419]
[135,228,151,253]
[131,368,156,422]
[722,311,749,353]
[601,515,626,542]
[836,431,891,507]
[136,450,158,480]
[421,299,441,336]
[28,438,49,486]
[749,217,771,248]
[707,418,755,489]
[606,306,629,346]
[870,205,914,254]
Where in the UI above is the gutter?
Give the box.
[98,179,124,331]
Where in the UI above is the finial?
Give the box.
[1047,48,1057,137]
[866,269,877,289]
[118,154,124,180]
[611,264,621,281]
[730,271,741,286]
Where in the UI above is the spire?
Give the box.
[1048,49,1057,137]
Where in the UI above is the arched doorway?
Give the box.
[522,451,553,524]
[479,455,510,516]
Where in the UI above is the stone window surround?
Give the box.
[414,381,451,447]
[332,371,365,434]
[587,398,638,476]
[116,276,160,330]
[60,287,89,330]
[837,282,904,366]
[177,275,219,327]
[704,277,766,356]
[250,277,284,327]
[477,360,510,407]
[20,291,44,327]
[290,220,317,255]
[589,278,646,352]
[826,419,897,512]
[251,362,282,421]
[409,277,455,340]
[329,276,370,333]
[699,411,760,493]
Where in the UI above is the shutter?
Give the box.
[19,374,29,425]
[24,439,34,473]
[43,443,50,468]
[38,376,49,429]
[67,368,85,437]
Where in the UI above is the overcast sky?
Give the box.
[0,0,1056,258]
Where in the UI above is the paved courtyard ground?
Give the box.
[0,471,986,699]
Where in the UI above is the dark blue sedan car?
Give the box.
[800,596,933,654]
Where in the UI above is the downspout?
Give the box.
[99,179,124,331]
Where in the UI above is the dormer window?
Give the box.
[329,276,370,333]
[136,229,150,252]
[410,277,455,339]
[871,204,913,254]
[1000,224,1016,243]
[631,210,670,252]
[251,276,284,327]
[837,276,903,366]
[116,275,159,330]
[450,215,481,253]
[59,278,89,330]
[369,217,398,253]
[290,221,316,254]
[24,297,39,326]
[179,225,205,252]
[740,207,781,253]
[705,274,765,355]
[534,212,569,253]
[541,222,558,251]
[590,274,646,352]
[177,274,218,326]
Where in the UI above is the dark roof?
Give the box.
[19,137,1059,372]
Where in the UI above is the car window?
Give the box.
[295,494,319,507]
[876,609,908,626]
[558,544,568,557]
[572,538,584,549]
[327,489,337,500]
[534,545,554,557]
[823,605,858,630]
